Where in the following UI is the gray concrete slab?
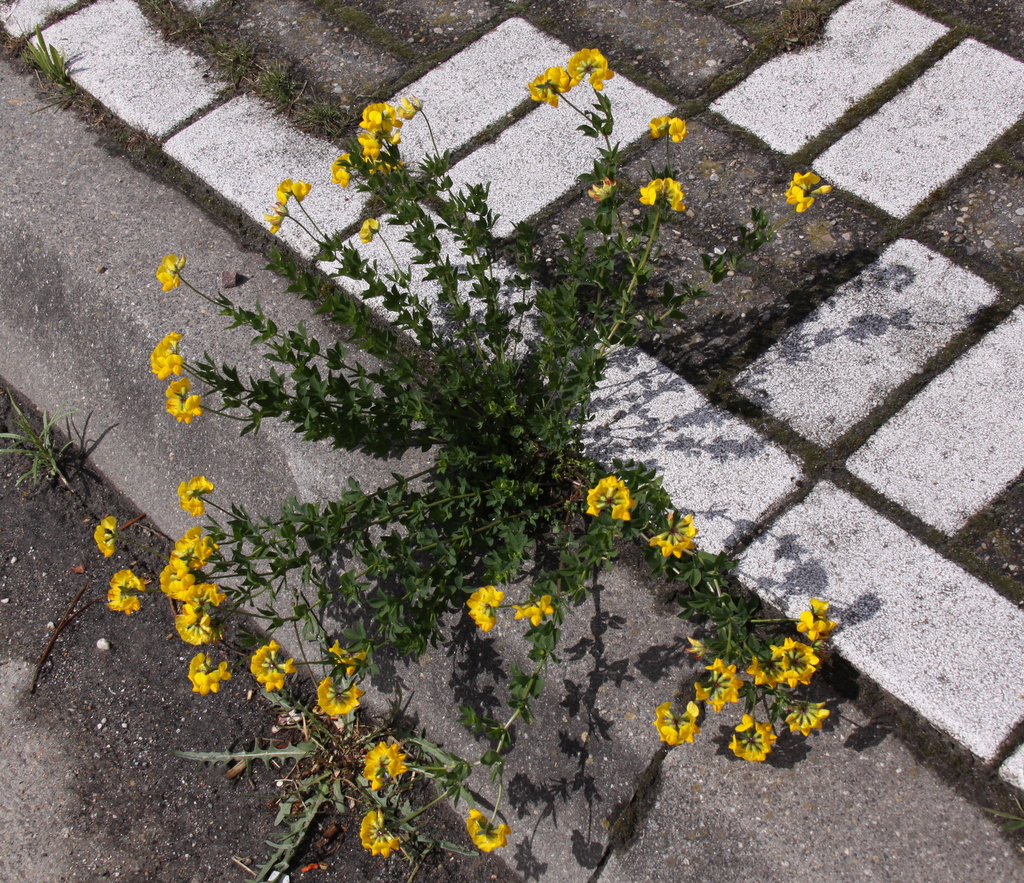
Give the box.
[736,238,1000,446]
[712,0,947,154]
[391,17,570,165]
[448,73,672,237]
[815,38,1024,217]
[0,0,78,37]
[39,0,219,138]
[740,481,1024,762]
[848,306,1024,535]
[586,348,802,553]
[164,95,369,257]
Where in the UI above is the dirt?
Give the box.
[0,386,521,883]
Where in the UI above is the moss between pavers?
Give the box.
[919,162,1024,287]
[525,0,752,100]
[959,477,1024,607]
[903,0,1024,61]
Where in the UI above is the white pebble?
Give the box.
[96,638,111,651]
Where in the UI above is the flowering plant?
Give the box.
[95,46,833,875]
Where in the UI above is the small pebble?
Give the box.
[96,638,111,651]
[0,598,8,604]
[46,621,55,630]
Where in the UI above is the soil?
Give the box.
[0,385,520,883]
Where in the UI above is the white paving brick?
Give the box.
[815,39,1024,217]
[391,18,570,165]
[39,0,218,138]
[712,0,946,154]
[1000,742,1024,792]
[736,239,998,446]
[741,481,1024,762]
[164,96,368,257]
[1,0,77,37]
[848,306,1024,535]
[585,348,801,552]
[448,75,672,237]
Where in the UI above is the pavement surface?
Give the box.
[3,0,1024,879]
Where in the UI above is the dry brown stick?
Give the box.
[29,579,103,693]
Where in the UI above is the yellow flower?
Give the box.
[156,254,185,291]
[567,48,614,90]
[171,526,218,569]
[358,131,382,161]
[275,178,312,204]
[360,809,400,857]
[150,332,183,380]
[649,512,698,558]
[363,741,408,790]
[187,652,231,695]
[328,641,366,676]
[331,154,352,188]
[730,714,776,762]
[649,116,687,142]
[746,654,787,689]
[177,475,214,517]
[165,378,202,424]
[586,476,636,521]
[175,602,223,645]
[694,658,742,712]
[397,95,422,120]
[163,568,196,601]
[359,218,380,243]
[771,637,819,688]
[587,177,616,201]
[317,676,363,717]
[528,66,572,107]
[639,178,685,212]
[107,569,145,614]
[467,585,504,632]
[785,701,830,737]
[786,171,832,212]
[250,640,297,691]
[93,515,118,557]
[189,581,225,606]
[466,809,511,852]
[796,597,837,641]
[513,594,555,627]
[264,200,288,234]
[653,700,701,745]
[360,102,402,137]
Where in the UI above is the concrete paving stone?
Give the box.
[0,0,77,36]
[814,38,1024,218]
[620,120,886,286]
[1000,741,1024,792]
[925,0,1024,61]
[232,0,405,106]
[847,306,1024,535]
[600,696,1024,883]
[359,0,502,55]
[921,162,1024,281]
[390,17,571,166]
[736,238,1000,446]
[447,73,672,237]
[585,347,801,553]
[712,0,947,155]
[531,0,750,98]
[740,481,1024,762]
[37,0,219,138]
[163,95,368,257]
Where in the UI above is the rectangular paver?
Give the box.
[164,95,367,257]
[740,481,1024,762]
[712,0,946,154]
[448,75,672,237]
[585,348,801,552]
[815,39,1024,217]
[736,239,999,446]
[391,17,570,165]
[848,306,1024,535]
[1,0,78,37]
[39,0,218,138]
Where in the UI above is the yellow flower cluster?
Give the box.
[528,48,613,107]
[359,809,400,857]
[639,177,685,212]
[94,515,118,557]
[729,714,777,762]
[160,526,225,645]
[165,378,203,424]
[653,700,700,745]
[466,809,511,852]
[467,585,504,632]
[150,332,183,380]
[187,652,231,695]
[786,171,832,212]
[177,475,214,517]
[513,594,554,627]
[317,675,364,717]
[250,639,296,691]
[648,512,697,558]
[107,568,145,614]
[363,741,408,790]
[649,116,687,142]
[586,475,635,520]
[156,254,185,292]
